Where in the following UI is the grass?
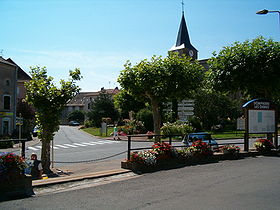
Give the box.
[209,131,245,139]
[82,126,279,140]
[82,127,114,137]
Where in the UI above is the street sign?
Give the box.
[16,117,23,125]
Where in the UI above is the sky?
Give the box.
[1,0,279,92]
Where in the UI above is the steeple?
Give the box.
[169,2,198,60]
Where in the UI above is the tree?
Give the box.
[193,90,242,130]
[208,36,280,101]
[68,110,85,123]
[114,90,146,119]
[16,101,35,139]
[87,91,119,127]
[118,54,204,140]
[25,66,81,174]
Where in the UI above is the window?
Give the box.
[5,80,10,86]
[4,96,11,110]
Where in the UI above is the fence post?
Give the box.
[127,135,131,161]
[21,140,25,158]
[169,136,172,145]
[244,133,249,152]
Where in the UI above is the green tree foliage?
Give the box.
[136,108,154,132]
[118,54,204,140]
[16,101,36,139]
[114,90,146,119]
[87,91,119,127]
[208,37,280,100]
[68,110,85,123]
[193,90,242,130]
[25,66,81,173]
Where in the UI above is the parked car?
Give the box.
[32,126,39,137]
[69,121,80,126]
[182,132,219,152]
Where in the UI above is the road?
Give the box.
[2,156,280,209]
[24,126,154,167]
[22,126,278,168]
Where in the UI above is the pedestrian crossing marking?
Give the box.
[55,145,69,149]
[73,143,87,147]
[63,144,78,148]
[27,146,39,151]
[81,142,97,146]
[27,140,119,151]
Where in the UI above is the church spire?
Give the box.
[169,1,198,60]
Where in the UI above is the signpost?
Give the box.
[243,99,278,151]
[16,115,24,154]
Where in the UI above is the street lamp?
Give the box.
[256,9,280,32]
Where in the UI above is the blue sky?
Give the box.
[1,0,279,91]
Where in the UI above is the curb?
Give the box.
[32,169,131,188]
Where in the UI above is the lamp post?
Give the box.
[256,9,280,32]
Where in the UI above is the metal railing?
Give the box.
[0,139,28,158]
[126,133,249,161]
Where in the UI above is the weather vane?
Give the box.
[181,0,185,14]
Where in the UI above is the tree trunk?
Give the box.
[150,97,161,142]
[41,138,52,174]
[171,99,178,122]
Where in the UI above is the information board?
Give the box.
[248,110,275,133]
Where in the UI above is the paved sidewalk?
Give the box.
[0,138,131,187]
[33,158,130,187]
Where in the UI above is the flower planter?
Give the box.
[0,172,34,200]
[121,155,217,173]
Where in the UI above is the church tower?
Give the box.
[169,2,198,60]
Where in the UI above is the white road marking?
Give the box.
[27,146,39,151]
[73,143,88,147]
[55,145,69,149]
[27,140,118,151]
[82,142,97,146]
[63,144,78,148]
[92,142,104,145]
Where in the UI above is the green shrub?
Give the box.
[136,108,154,131]
[188,116,202,131]
[84,120,93,128]
[161,121,194,136]
[120,120,146,135]
[0,142,13,149]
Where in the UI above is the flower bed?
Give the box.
[122,141,217,173]
[219,144,240,154]
[0,152,33,199]
[254,138,275,154]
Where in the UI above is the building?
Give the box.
[6,58,32,102]
[61,87,119,124]
[0,57,31,136]
[168,10,209,121]
[169,12,198,60]
[0,57,18,136]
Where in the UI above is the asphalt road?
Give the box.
[20,126,279,168]
[9,126,279,169]
[24,126,155,167]
[2,156,280,209]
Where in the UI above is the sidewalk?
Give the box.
[0,138,131,188]
[33,158,130,187]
